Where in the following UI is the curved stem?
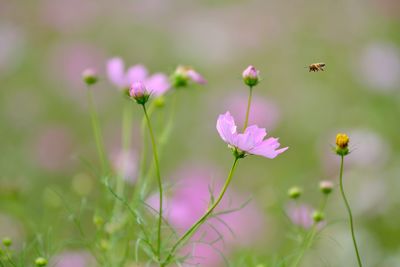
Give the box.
[87,87,108,175]
[339,155,363,267]
[243,86,253,131]
[162,157,240,266]
[142,104,163,260]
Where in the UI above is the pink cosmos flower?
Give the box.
[286,203,314,229]
[106,57,170,96]
[50,251,94,267]
[147,165,266,266]
[216,111,287,158]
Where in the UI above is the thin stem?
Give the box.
[87,87,108,175]
[117,102,133,202]
[243,86,253,131]
[142,104,163,260]
[339,155,363,267]
[162,157,240,266]
[291,194,328,267]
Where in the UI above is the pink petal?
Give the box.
[216,112,237,145]
[126,64,148,84]
[187,69,207,84]
[244,125,267,145]
[106,57,126,88]
[235,132,254,152]
[249,139,288,159]
[145,73,171,96]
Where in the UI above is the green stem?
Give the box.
[291,195,328,267]
[142,104,163,260]
[162,157,240,266]
[87,87,108,175]
[243,86,253,131]
[339,155,363,267]
[117,102,133,199]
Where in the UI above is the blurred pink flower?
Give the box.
[223,94,280,130]
[111,149,137,184]
[216,111,287,158]
[40,0,99,32]
[357,42,400,92]
[32,126,75,172]
[286,203,314,229]
[148,165,266,266]
[47,42,106,92]
[107,57,170,96]
[51,251,94,267]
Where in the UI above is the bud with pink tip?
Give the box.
[171,65,206,88]
[319,180,334,194]
[82,68,98,85]
[242,65,260,87]
[129,81,150,105]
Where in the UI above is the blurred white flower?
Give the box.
[0,23,25,76]
[357,42,400,92]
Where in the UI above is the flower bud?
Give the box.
[100,239,109,251]
[82,68,98,85]
[2,237,12,247]
[93,215,104,228]
[129,81,150,105]
[242,65,260,87]
[171,66,206,88]
[319,180,334,194]
[288,186,302,199]
[154,96,165,108]
[335,133,349,156]
[35,257,48,267]
[312,210,325,222]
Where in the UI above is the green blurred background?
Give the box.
[1,0,400,266]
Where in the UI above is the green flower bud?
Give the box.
[82,68,98,86]
[2,237,12,247]
[35,257,48,267]
[312,210,325,222]
[288,186,302,199]
[319,180,334,194]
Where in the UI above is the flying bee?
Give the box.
[308,63,326,72]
